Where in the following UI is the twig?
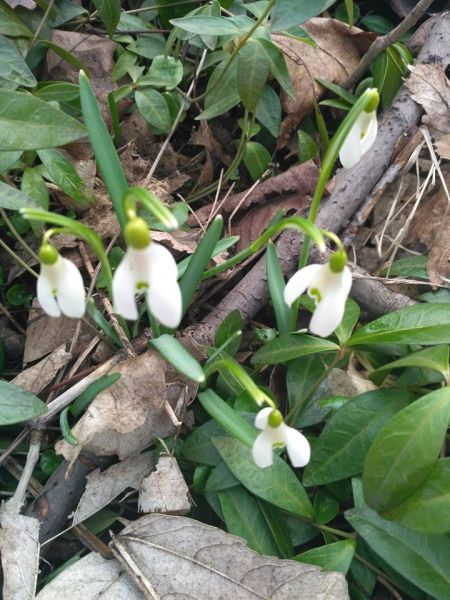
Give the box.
[8,430,43,513]
[0,429,29,468]
[341,0,436,90]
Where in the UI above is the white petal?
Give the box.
[360,111,378,156]
[56,258,86,318]
[254,407,273,430]
[252,432,275,468]
[113,252,139,320]
[37,266,61,318]
[309,267,352,337]
[147,278,182,328]
[148,242,179,282]
[339,120,362,169]
[283,264,323,307]
[284,426,311,467]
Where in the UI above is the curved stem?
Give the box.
[0,208,40,262]
[0,237,38,278]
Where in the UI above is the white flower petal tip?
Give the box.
[251,409,311,469]
[284,262,352,338]
[37,256,86,319]
[339,110,378,169]
[112,241,182,327]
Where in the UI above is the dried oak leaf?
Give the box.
[138,455,192,515]
[405,63,450,158]
[12,344,71,394]
[275,18,374,146]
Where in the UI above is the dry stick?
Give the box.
[341,0,436,90]
[7,430,43,513]
[184,12,450,347]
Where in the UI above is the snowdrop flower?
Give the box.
[113,217,182,328]
[339,106,378,169]
[37,243,86,318]
[284,251,352,338]
[252,408,310,469]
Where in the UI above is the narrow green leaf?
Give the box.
[362,387,450,513]
[198,388,257,448]
[346,507,450,599]
[294,539,356,574]
[0,33,36,87]
[21,167,49,210]
[243,141,271,180]
[0,380,47,424]
[179,215,223,314]
[258,500,293,558]
[0,90,86,151]
[255,38,294,97]
[370,345,450,385]
[270,0,339,31]
[347,303,450,346]
[93,0,121,37]
[219,485,280,556]
[150,334,205,383]
[215,309,243,356]
[170,15,240,35]
[79,71,128,228]
[303,389,412,486]
[266,242,290,335]
[213,435,314,519]
[237,39,270,112]
[70,373,121,418]
[255,84,281,137]
[251,333,339,366]
[0,180,40,210]
[183,419,224,466]
[135,88,172,133]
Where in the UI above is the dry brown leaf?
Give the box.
[55,350,196,463]
[12,344,71,394]
[151,228,200,254]
[4,0,36,6]
[138,455,191,515]
[275,19,374,145]
[110,514,349,599]
[72,452,156,526]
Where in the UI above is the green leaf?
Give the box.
[21,168,49,211]
[0,150,21,173]
[38,148,94,209]
[243,141,271,180]
[237,39,270,112]
[205,462,239,491]
[213,436,314,519]
[93,0,121,37]
[255,84,281,137]
[385,255,429,280]
[0,180,40,210]
[198,388,257,448]
[255,38,294,97]
[251,333,339,366]
[219,485,281,556]
[347,303,450,346]
[270,0,339,31]
[294,539,356,574]
[334,298,360,345]
[363,387,450,513]
[183,419,225,466]
[258,500,293,558]
[79,71,128,229]
[0,4,32,37]
[316,78,356,104]
[170,15,240,35]
[313,489,339,524]
[266,242,290,335]
[370,345,450,385]
[383,458,450,534]
[297,130,319,164]
[198,59,240,120]
[0,34,36,88]
[0,90,86,151]
[141,55,183,90]
[346,507,450,599]
[128,34,166,59]
[179,215,223,314]
[304,389,412,486]
[150,334,205,383]
[0,380,47,424]
[135,88,172,133]
[215,309,243,356]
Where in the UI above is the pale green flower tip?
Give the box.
[329,250,347,273]
[125,217,150,249]
[39,243,58,266]
[364,88,380,113]
[268,409,283,428]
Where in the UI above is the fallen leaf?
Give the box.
[12,344,71,394]
[0,504,40,600]
[55,350,196,462]
[72,452,156,526]
[4,0,35,6]
[275,19,374,145]
[152,228,200,254]
[111,514,349,599]
[138,455,191,515]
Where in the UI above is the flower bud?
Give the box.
[125,217,150,249]
[39,243,58,265]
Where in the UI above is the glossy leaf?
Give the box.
[255,38,294,97]
[142,55,183,90]
[297,130,319,164]
[0,33,36,88]
[346,507,450,599]
[93,0,121,37]
[0,90,86,151]
[251,333,339,366]
[258,500,293,558]
[243,141,271,180]
[255,85,281,137]
[21,167,49,210]
[237,39,270,112]
[0,381,47,425]
[150,334,205,383]
[198,59,240,120]
[171,15,240,35]
[266,242,290,335]
[204,462,239,491]
[294,540,356,574]
[215,309,243,356]
[183,419,225,466]
[347,303,450,346]
[363,387,450,513]
[370,345,450,385]
[303,389,412,486]
[213,436,314,519]
[334,298,360,345]
[135,88,172,133]
[270,0,339,31]
[0,4,32,37]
